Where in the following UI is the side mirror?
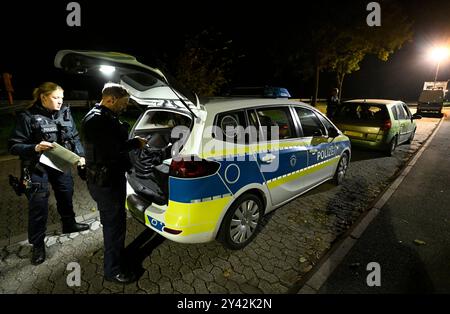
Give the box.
[412,113,422,120]
[328,127,339,138]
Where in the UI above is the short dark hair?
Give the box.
[102,83,130,99]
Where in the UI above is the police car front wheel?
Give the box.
[332,152,349,185]
[218,194,263,250]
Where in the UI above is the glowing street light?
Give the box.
[428,46,449,87]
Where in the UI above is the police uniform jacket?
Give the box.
[8,102,85,167]
[81,104,141,174]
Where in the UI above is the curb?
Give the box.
[297,116,445,294]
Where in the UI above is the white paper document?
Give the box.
[39,142,81,173]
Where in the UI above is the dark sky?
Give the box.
[1,0,449,101]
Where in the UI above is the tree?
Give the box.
[328,1,413,99]
[174,28,234,97]
[270,0,412,105]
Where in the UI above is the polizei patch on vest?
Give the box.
[42,126,58,133]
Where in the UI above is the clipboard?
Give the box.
[39,142,81,173]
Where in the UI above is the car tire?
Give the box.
[386,136,397,156]
[406,128,416,144]
[332,152,349,185]
[218,193,264,250]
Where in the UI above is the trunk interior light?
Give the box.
[99,65,116,75]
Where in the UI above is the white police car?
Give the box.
[55,50,351,249]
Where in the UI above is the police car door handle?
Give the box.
[310,149,318,154]
[261,154,276,164]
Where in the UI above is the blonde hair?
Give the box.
[30,82,63,107]
[102,82,129,99]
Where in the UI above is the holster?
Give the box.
[86,165,112,187]
[8,167,38,197]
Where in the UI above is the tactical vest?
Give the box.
[27,106,76,151]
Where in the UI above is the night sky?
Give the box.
[1,0,449,101]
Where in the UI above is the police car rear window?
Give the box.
[213,111,248,143]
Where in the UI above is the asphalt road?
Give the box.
[319,114,450,293]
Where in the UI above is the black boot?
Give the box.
[62,222,90,234]
[31,245,46,265]
[105,270,137,284]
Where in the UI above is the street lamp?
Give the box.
[429,46,449,87]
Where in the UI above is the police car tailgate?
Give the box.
[54,50,198,108]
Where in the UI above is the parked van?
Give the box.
[417,89,444,114]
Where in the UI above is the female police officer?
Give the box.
[8,82,89,265]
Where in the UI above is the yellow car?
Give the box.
[332,99,421,156]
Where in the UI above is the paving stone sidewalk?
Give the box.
[0,117,441,294]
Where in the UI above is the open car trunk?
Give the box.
[54,50,199,206]
[127,108,193,205]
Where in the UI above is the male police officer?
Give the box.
[8,82,89,265]
[326,87,340,119]
[81,83,146,284]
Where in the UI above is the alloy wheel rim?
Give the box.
[337,155,348,182]
[229,200,260,243]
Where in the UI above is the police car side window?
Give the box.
[295,107,326,137]
[317,114,335,135]
[214,111,247,143]
[255,107,295,140]
[247,110,261,142]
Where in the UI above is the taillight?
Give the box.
[381,119,392,131]
[170,157,220,178]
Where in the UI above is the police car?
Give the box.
[55,50,351,249]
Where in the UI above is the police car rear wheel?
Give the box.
[333,153,349,185]
[219,194,263,250]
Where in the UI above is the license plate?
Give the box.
[344,130,363,138]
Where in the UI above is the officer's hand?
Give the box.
[134,136,148,149]
[35,141,54,152]
[77,165,87,181]
[78,157,86,167]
